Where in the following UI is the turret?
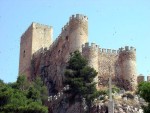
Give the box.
[68,14,88,52]
[118,46,137,91]
[82,43,99,86]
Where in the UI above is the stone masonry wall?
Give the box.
[98,48,119,89]
[19,24,33,78]
[32,22,53,54]
[82,43,137,91]
[31,14,89,94]
[19,22,53,80]
[19,14,137,93]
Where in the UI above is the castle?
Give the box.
[19,14,138,94]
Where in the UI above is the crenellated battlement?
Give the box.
[82,43,119,55]
[119,46,136,53]
[82,42,99,51]
[32,22,52,29]
[61,22,69,33]
[61,14,88,34]
[21,22,52,39]
[118,46,136,61]
[137,75,150,83]
[69,14,88,22]
[100,48,119,54]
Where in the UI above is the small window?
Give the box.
[66,36,68,40]
[23,50,25,57]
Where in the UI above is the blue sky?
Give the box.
[0,0,150,83]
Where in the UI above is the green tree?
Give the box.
[0,75,48,113]
[0,79,4,84]
[64,51,100,112]
[138,81,150,113]
[0,82,13,107]
[32,76,49,104]
[16,75,30,91]
[27,86,41,102]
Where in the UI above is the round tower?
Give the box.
[119,46,137,91]
[68,14,88,52]
[82,43,99,86]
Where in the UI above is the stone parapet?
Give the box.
[119,46,136,61]
[69,14,88,22]
[100,48,119,54]
[82,42,99,51]
[119,46,136,52]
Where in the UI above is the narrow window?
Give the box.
[66,36,68,40]
[23,50,25,57]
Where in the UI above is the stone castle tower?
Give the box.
[19,14,137,92]
[19,23,53,79]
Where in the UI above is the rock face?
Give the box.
[19,14,138,92]
[47,91,145,113]
[97,94,145,113]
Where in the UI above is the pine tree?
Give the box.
[64,51,100,112]
[0,76,48,113]
[138,82,150,113]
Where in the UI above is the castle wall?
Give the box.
[82,43,120,89]
[98,48,119,89]
[82,44,137,91]
[19,25,33,78]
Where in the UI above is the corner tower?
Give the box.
[118,46,137,91]
[19,23,53,79]
[68,14,88,52]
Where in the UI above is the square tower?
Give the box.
[19,22,53,79]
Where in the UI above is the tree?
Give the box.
[32,76,49,104]
[0,75,48,113]
[138,81,150,113]
[64,51,100,112]
[0,82,13,107]
[16,74,30,91]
